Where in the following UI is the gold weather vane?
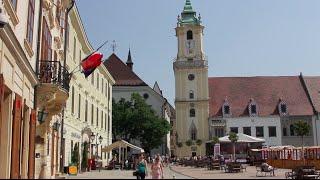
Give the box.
[111,40,117,53]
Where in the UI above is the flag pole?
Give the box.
[69,40,108,75]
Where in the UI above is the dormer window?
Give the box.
[222,98,231,117]
[187,30,193,40]
[248,99,258,117]
[278,99,288,116]
[224,105,230,115]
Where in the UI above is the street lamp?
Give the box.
[37,109,49,124]
[90,132,103,160]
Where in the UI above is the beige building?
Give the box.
[34,0,73,178]
[173,0,209,157]
[0,0,40,178]
[62,4,115,171]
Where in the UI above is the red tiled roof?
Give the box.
[208,76,314,118]
[104,54,148,86]
[302,76,320,113]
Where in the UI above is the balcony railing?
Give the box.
[173,59,208,69]
[38,60,70,91]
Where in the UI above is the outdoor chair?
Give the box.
[256,165,275,177]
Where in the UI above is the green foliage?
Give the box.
[71,143,79,166]
[211,136,220,145]
[81,142,88,170]
[186,139,193,146]
[228,132,238,143]
[177,142,183,148]
[293,121,311,138]
[196,139,202,146]
[112,93,171,153]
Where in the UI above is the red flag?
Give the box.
[81,52,103,72]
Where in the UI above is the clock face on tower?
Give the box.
[186,40,195,55]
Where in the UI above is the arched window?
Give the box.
[190,122,197,140]
[187,30,193,40]
[189,90,194,99]
[190,108,195,117]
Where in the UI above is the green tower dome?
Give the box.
[179,0,201,25]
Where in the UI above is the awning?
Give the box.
[219,133,265,143]
[101,140,144,153]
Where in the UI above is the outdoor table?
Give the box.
[303,174,319,179]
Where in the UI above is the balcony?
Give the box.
[173,59,208,70]
[36,60,70,119]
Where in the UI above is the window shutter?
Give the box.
[0,75,4,113]
[11,94,22,179]
[28,109,36,179]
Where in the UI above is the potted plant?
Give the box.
[196,139,202,146]
[186,139,193,146]
[81,142,89,172]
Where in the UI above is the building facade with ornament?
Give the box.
[62,3,114,172]
[0,0,40,178]
[173,0,320,158]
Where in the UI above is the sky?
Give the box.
[77,0,320,105]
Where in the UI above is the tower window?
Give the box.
[190,108,195,117]
[190,122,197,140]
[189,90,194,99]
[187,30,193,40]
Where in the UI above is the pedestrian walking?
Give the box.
[135,153,148,179]
[151,157,164,179]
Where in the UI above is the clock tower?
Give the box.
[173,0,209,157]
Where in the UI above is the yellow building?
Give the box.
[62,4,115,171]
[0,0,40,178]
[173,0,209,157]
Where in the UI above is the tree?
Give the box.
[112,93,171,153]
[71,143,80,167]
[211,136,220,146]
[293,120,311,164]
[81,142,88,171]
[228,132,238,162]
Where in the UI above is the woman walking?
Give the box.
[151,157,164,179]
[136,153,148,179]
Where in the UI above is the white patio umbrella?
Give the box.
[219,133,265,143]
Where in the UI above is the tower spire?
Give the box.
[126,48,133,70]
[183,0,194,12]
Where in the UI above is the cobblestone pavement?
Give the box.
[170,165,288,179]
[63,165,192,179]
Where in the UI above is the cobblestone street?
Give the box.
[63,166,192,179]
[170,165,288,179]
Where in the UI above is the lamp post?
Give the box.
[90,132,103,171]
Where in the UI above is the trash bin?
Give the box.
[64,166,69,174]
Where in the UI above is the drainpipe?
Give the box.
[60,0,75,173]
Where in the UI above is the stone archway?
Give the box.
[80,126,92,172]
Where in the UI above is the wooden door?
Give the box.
[28,110,36,179]
[11,94,22,179]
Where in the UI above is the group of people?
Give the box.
[135,153,165,179]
